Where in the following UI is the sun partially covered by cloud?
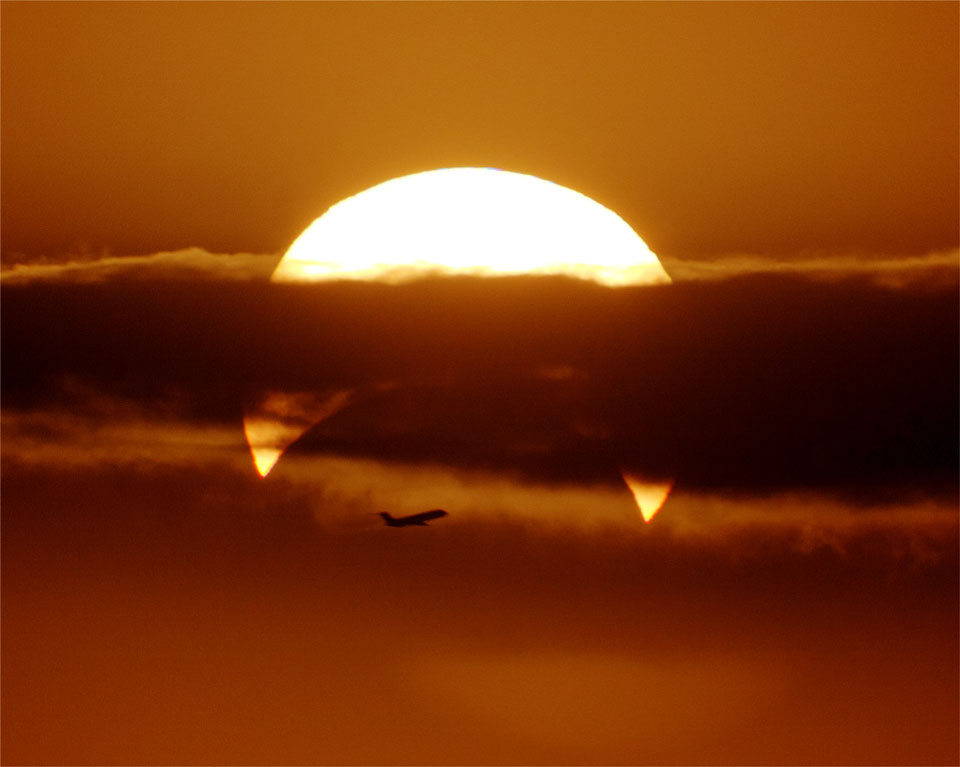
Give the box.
[2,2,957,762]
[621,471,674,523]
[272,168,672,287]
[3,390,956,554]
[243,389,355,476]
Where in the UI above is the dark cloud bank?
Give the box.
[3,272,958,765]
[3,273,957,502]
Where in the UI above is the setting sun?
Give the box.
[246,167,673,479]
[4,3,957,765]
[272,168,671,287]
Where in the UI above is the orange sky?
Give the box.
[2,4,958,765]
[3,451,957,765]
[2,1,957,259]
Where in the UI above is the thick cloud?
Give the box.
[3,271,956,500]
[3,263,957,766]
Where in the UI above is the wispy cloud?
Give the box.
[3,444,956,764]
[3,392,956,551]
[0,248,280,284]
[0,404,248,472]
[2,247,957,287]
[662,248,959,287]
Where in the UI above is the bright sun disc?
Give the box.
[272,168,671,286]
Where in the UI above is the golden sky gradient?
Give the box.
[2,3,958,765]
[2,1,957,260]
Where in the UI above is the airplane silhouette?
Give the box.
[378,509,448,527]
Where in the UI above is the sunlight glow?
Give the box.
[621,471,674,523]
[243,390,353,477]
[272,168,671,286]
[247,169,669,479]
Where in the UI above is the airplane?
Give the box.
[378,509,448,527]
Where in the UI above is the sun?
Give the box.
[272,167,671,287]
[246,168,676,524]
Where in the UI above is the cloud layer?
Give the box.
[2,246,957,287]
[3,272,956,502]
[0,248,280,284]
[3,259,957,766]
[661,247,960,288]
[3,456,956,764]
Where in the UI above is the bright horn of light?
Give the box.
[243,390,353,477]
[272,168,671,287]
[248,169,668,477]
[621,471,674,523]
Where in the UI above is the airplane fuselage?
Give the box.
[379,510,448,527]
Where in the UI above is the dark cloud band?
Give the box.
[3,274,957,498]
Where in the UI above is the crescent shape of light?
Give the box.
[621,471,674,524]
[271,167,671,286]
